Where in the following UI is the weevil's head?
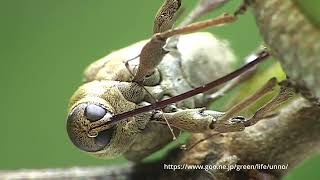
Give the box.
[66,81,140,158]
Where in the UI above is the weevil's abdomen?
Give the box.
[178,33,235,88]
[83,40,148,83]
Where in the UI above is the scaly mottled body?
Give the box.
[67,32,235,161]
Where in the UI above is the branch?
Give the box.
[164,97,320,180]
[251,0,320,101]
[2,97,320,179]
[0,164,133,179]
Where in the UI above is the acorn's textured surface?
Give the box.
[251,0,320,99]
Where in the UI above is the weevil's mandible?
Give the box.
[66,0,293,161]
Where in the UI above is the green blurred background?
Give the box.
[0,0,319,179]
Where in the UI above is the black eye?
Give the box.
[85,104,107,122]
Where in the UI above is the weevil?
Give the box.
[66,0,292,161]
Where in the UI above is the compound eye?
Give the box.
[67,103,115,152]
[85,104,107,122]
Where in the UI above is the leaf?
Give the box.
[211,59,286,116]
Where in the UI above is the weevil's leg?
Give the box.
[211,80,295,132]
[171,6,185,25]
[234,0,253,17]
[153,0,182,33]
[152,108,225,133]
[210,78,278,132]
[153,108,246,133]
[218,77,277,124]
[203,86,294,134]
[157,14,236,40]
[124,54,140,75]
[167,0,231,50]
[132,37,168,83]
[154,1,185,34]
[243,85,295,126]
[143,91,178,140]
[132,0,182,83]
[138,83,178,140]
[134,1,236,83]
[180,0,230,27]
[133,14,236,83]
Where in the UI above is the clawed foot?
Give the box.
[152,107,275,133]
